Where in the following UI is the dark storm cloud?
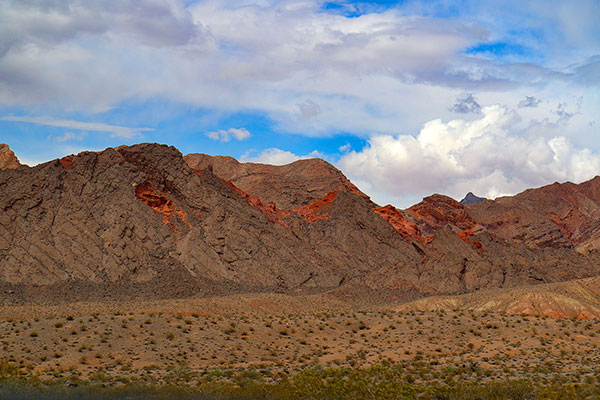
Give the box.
[450,93,481,114]
[518,96,541,108]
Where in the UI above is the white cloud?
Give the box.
[3,0,597,140]
[338,105,600,208]
[339,143,351,152]
[206,127,251,142]
[241,148,323,165]
[0,116,151,138]
[54,131,85,143]
[0,0,599,176]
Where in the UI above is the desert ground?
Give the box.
[1,292,599,390]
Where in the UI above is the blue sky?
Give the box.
[1,0,599,207]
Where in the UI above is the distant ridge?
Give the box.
[460,192,486,205]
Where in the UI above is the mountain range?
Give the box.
[1,143,600,315]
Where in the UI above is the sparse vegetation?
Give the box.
[0,295,598,398]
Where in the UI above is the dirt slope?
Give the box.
[396,276,600,319]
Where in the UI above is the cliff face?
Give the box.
[1,143,600,305]
[0,144,20,170]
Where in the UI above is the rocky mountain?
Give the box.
[467,178,600,252]
[1,143,600,306]
[0,144,20,170]
[460,192,486,205]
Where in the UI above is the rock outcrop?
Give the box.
[0,144,20,170]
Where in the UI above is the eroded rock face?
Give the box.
[0,144,20,170]
[407,194,477,236]
[373,205,431,245]
[188,154,600,302]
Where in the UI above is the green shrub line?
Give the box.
[1,360,599,399]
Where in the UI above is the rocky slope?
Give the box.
[183,153,368,209]
[0,144,420,303]
[187,152,600,300]
[1,143,600,305]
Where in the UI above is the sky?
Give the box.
[0,0,599,207]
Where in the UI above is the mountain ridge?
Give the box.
[1,143,599,312]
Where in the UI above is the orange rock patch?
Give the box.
[457,230,474,241]
[546,210,583,245]
[457,230,483,251]
[135,180,191,230]
[59,155,77,169]
[225,180,290,225]
[293,191,337,223]
[374,205,431,245]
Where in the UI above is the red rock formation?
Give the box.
[0,144,20,170]
[292,191,337,223]
[134,180,191,230]
[59,155,76,169]
[1,143,600,306]
[407,194,476,236]
[224,180,290,225]
[135,180,175,226]
[374,205,431,245]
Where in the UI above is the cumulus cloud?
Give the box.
[241,148,323,165]
[338,105,600,207]
[0,115,151,138]
[206,127,251,142]
[0,0,599,168]
[0,0,542,133]
[450,93,481,114]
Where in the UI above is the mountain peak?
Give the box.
[184,152,369,209]
[0,144,20,170]
[460,192,486,205]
